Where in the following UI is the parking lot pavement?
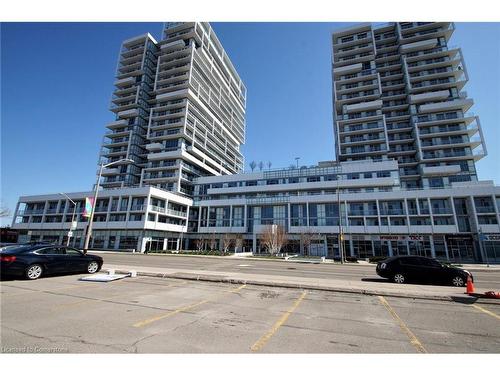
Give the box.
[1,274,499,353]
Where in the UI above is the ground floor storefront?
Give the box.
[14,229,500,264]
[246,233,500,263]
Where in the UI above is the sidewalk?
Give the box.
[102,263,500,305]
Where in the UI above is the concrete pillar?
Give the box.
[252,232,257,254]
[243,205,248,230]
[388,241,394,257]
[443,237,450,261]
[139,236,147,253]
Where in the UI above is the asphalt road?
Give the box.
[1,274,499,353]
[95,252,500,290]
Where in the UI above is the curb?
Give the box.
[105,268,500,306]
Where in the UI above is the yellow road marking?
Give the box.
[133,284,247,328]
[251,291,307,352]
[472,304,500,320]
[378,296,427,353]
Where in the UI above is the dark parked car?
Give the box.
[0,244,103,280]
[376,255,473,287]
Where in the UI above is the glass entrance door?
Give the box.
[447,238,475,262]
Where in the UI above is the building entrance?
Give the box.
[446,235,475,262]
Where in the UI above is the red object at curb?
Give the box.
[466,275,475,295]
[484,291,500,299]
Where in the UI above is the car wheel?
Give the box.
[26,264,43,280]
[393,273,406,284]
[451,275,466,287]
[87,261,100,274]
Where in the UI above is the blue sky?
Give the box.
[1,22,500,226]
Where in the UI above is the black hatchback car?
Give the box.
[0,244,103,280]
[376,255,473,287]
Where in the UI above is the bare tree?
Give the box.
[267,161,272,170]
[289,164,297,170]
[209,231,217,251]
[249,161,257,172]
[258,161,264,171]
[0,207,11,217]
[221,233,235,254]
[195,238,205,252]
[300,230,314,256]
[260,224,288,255]
[234,234,244,253]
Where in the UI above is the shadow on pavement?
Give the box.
[1,272,88,282]
[361,277,391,283]
[451,295,478,304]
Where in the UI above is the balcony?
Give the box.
[339,122,383,134]
[432,207,453,215]
[345,99,383,113]
[114,76,135,87]
[422,150,472,160]
[400,38,439,53]
[380,209,406,216]
[106,119,128,129]
[421,165,461,176]
[409,90,450,104]
[101,167,119,176]
[333,63,363,77]
[117,108,138,118]
[341,134,385,145]
[145,142,163,151]
[415,112,476,126]
[348,210,378,216]
[165,208,187,218]
[419,98,473,114]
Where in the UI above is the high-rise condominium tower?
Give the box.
[101,22,247,196]
[332,22,487,190]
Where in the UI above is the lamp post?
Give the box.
[83,158,134,252]
[59,192,77,246]
[337,174,344,264]
[295,157,300,169]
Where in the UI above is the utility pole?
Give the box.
[59,192,77,247]
[337,175,344,264]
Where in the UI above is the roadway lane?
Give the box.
[94,252,500,290]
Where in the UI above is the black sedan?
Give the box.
[376,255,473,287]
[0,244,103,280]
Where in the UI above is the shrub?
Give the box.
[345,256,358,263]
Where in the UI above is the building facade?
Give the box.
[101,22,246,196]
[10,22,500,263]
[332,22,487,190]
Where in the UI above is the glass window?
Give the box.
[399,257,420,265]
[65,248,82,256]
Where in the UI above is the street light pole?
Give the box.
[83,158,134,253]
[59,192,77,247]
[295,157,300,169]
[337,174,344,264]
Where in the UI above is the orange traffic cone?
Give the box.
[466,275,475,295]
